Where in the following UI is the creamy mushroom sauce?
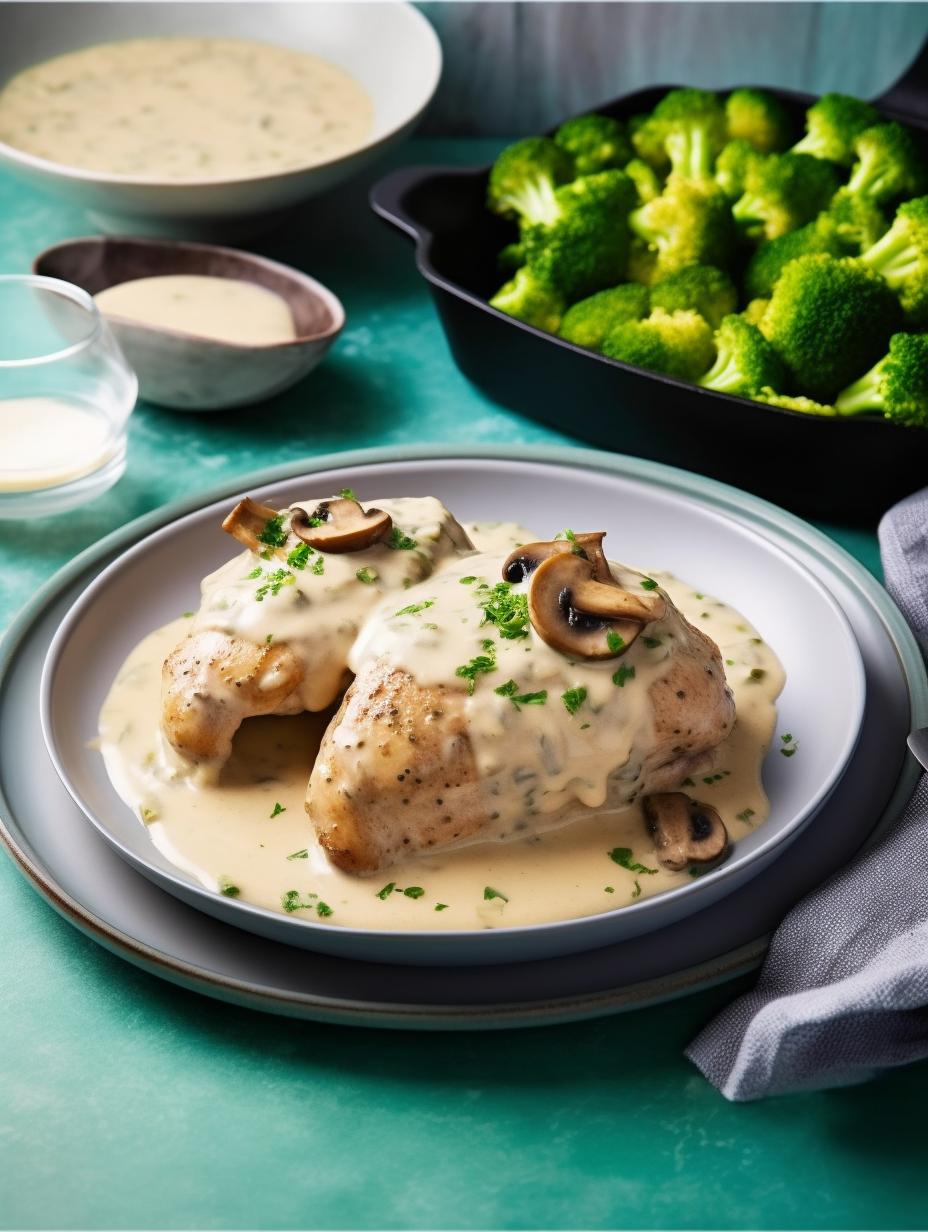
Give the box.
[98,517,783,930]
[0,38,372,180]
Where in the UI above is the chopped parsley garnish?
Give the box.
[604,885,615,894]
[495,679,548,709]
[395,600,435,617]
[479,581,530,639]
[736,808,756,823]
[258,514,288,548]
[608,847,657,874]
[356,566,378,584]
[376,882,396,900]
[561,686,587,715]
[265,634,274,644]
[245,566,263,580]
[747,667,767,682]
[725,658,736,666]
[270,802,286,818]
[580,722,591,731]
[606,630,625,654]
[316,902,334,918]
[403,886,425,900]
[435,903,449,912]
[182,611,194,618]
[255,568,295,602]
[780,732,798,757]
[640,577,658,591]
[287,543,313,570]
[631,880,642,899]
[612,664,636,688]
[484,886,509,902]
[459,576,477,585]
[219,878,240,898]
[642,636,662,649]
[311,556,325,576]
[282,889,314,912]
[140,805,159,824]
[287,849,309,860]
[689,865,710,878]
[455,639,497,694]
[702,772,729,784]
[387,527,417,551]
[338,487,357,500]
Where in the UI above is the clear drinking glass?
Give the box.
[0,274,138,517]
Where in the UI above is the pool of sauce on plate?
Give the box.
[94,276,297,347]
[98,519,783,930]
[0,37,372,180]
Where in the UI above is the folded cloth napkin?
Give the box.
[686,486,928,1100]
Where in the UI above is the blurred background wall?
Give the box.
[417,2,928,134]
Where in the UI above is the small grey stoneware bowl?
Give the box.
[34,236,345,411]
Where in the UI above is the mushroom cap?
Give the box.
[527,551,666,660]
[290,497,393,553]
[643,792,730,871]
[503,532,612,584]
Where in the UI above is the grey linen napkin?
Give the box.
[686,487,928,1100]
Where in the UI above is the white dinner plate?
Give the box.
[39,452,864,966]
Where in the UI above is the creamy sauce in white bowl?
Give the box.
[0,37,373,181]
[98,518,783,931]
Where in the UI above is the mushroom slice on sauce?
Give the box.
[527,551,666,660]
[222,496,287,557]
[643,792,730,871]
[290,497,393,553]
[503,532,613,584]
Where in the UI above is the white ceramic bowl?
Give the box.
[40,456,866,967]
[0,2,442,238]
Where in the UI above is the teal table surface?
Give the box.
[0,138,919,1232]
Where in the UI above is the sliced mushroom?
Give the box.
[222,496,287,557]
[290,497,393,553]
[527,552,666,659]
[643,792,730,871]
[503,532,612,584]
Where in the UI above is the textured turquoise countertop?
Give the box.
[0,139,920,1232]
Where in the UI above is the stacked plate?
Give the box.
[1,446,924,1027]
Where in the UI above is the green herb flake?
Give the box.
[265,634,274,644]
[219,878,240,898]
[270,802,286,818]
[455,639,497,695]
[317,901,333,917]
[484,886,509,902]
[403,886,425,900]
[258,514,288,548]
[580,722,591,731]
[387,527,417,551]
[606,630,625,654]
[139,805,159,824]
[377,883,396,900]
[736,808,756,823]
[282,889,318,913]
[747,667,767,682]
[255,568,295,602]
[640,577,659,591]
[356,566,378,585]
[245,566,263,580]
[287,849,309,860]
[612,664,636,688]
[561,686,587,715]
[434,903,449,912]
[604,885,615,894]
[395,599,435,617]
[608,847,657,875]
[459,576,477,585]
[725,658,736,666]
[479,581,530,639]
[311,556,325,576]
[495,679,547,709]
[780,732,799,757]
[689,865,710,878]
[182,610,195,618]
[287,543,313,570]
[338,487,357,501]
[631,879,642,899]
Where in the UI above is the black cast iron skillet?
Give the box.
[371,42,928,521]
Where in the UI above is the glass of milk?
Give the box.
[0,275,137,517]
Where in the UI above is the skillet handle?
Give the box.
[874,37,928,122]
[369,165,448,242]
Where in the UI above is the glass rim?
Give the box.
[0,274,104,368]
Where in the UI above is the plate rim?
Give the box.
[2,442,925,1024]
[38,456,868,949]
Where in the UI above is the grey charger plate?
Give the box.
[1,445,925,1027]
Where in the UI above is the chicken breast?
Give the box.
[307,549,735,874]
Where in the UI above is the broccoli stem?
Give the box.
[503,177,561,227]
[847,153,892,202]
[699,346,742,393]
[731,192,764,224]
[834,361,886,415]
[860,226,921,286]
[666,128,712,181]
[791,131,829,160]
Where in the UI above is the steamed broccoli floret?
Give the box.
[742,298,770,326]
[859,196,928,324]
[558,284,651,350]
[629,179,735,279]
[497,241,525,273]
[755,388,837,416]
[632,88,727,182]
[487,136,576,224]
[697,314,786,396]
[715,139,765,199]
[625,158,662,204]
[759,253,902,399]
[554,114,632,176]
[834,332,928,425]
[732,152,840,241]
[743,215,844,299]
[846,123,928,205]
[725,88,793,153]
[522,169,636,300]
[601,308,715,381]
[629,112,671,172]
[625,238,659,286]
[650,264,738,330]
[489,267,566,332]
[824,188,888,253]
[791,93,879,165]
